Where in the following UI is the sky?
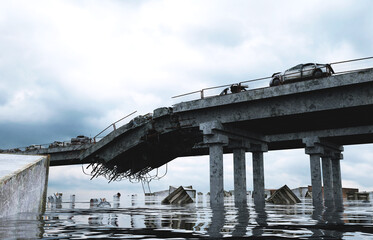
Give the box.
[1,0,373,199]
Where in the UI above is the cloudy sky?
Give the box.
[1,0,373,198]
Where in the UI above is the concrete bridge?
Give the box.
[21,68,373,208]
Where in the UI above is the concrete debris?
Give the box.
[153,107,172,119]
[162,186,194,204]
[25,144,44,151]
[220,83,248,95]
[131,113,153,127]
[267,185,301,205]
[71,135,91,145]
[49,141,65,148]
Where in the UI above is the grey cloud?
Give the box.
[0,114,96,149]
[185,23,247,48]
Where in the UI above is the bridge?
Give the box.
[16,67,373,208]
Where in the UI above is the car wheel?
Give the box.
[272,78,281,86]
[313,69,323,78]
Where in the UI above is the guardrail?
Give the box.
[93,111,137,143]
[1,111,138,153]
[172,56,373,100]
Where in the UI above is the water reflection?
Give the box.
[208,206,225,238]
[252,201,268,237]
[2,196,373,239]
[232,203,249,237]
[0,213,44,239]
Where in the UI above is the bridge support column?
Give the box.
[233,147,247,205]
[200,121,228,208]
[309,154,323,208]
[331,151,344,210]
[252,151,265,206]
[321,156,334,208]
[209,144,224,207]
[200,122,267,207]
[304,138,324,208]
[304,137,344,209]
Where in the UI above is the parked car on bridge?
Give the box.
[269,63,334,87]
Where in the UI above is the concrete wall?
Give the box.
[0,154,49,218]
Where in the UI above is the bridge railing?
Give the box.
[172,56,373,100]
[1,111,138,153]
[1,139,91,153]
[93,111,137,143]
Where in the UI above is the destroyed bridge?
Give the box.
[22,68,373,208]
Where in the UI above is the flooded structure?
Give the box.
[267,185,301,205]
[162,186,194,204]
[0,154,49,218]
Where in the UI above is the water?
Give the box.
[1,195,373,239]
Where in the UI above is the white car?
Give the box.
[269,63,334,87]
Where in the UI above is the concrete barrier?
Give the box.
[0,154,49,218]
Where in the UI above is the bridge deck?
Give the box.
[14,69,373,176]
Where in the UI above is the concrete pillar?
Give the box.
[321,156,334,208]
[309,154,323,208]
[233,148,247,205]
[209,144,224,208]
[252,151,265,206]
[331,158,343,209]
[200,121,228,208]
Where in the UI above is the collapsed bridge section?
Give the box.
[78,68,373,208]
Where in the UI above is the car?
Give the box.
[269,63,334,87]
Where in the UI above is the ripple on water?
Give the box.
[1,196,373,239]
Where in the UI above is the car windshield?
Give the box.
[288,64,302,71]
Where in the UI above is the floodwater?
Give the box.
[1,195,373,239]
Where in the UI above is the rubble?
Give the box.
[71,135,91,145]
[25,145,44,151]
[49,141,65,148]
[267,185,301,205]
[220,83,248,95]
